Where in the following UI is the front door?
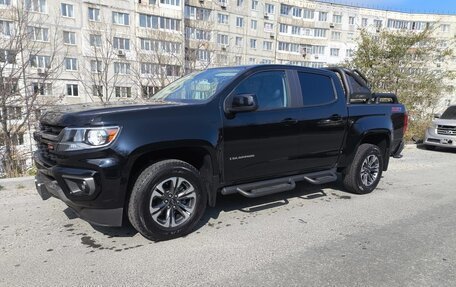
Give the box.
[222,70,303,184]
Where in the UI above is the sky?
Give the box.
[319,0,456,14]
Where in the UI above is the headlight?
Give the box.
[58,126,120,151]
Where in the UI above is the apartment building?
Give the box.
[0,0,455,174]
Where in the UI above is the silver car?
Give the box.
[424,105,456,150]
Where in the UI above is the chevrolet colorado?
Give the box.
[34,65,407,241]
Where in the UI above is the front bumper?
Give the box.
[34,155,124,227]
[424,128,456,148]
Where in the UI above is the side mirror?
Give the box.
[434,113,441,119]
[226,94,258,113]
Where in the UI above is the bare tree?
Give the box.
[129,29,185,99]
[77,19,134,102]
[0,4,66,177]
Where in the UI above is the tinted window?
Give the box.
[441,106,456,119]
[233,71,288,110]
[298,72,336,106]
[347,74,370,94]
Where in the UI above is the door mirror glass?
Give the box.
[227,94,258,113]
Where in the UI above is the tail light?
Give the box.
[403,112,408,134]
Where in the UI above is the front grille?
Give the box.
[437,125,456,136]
[35,124,65,165]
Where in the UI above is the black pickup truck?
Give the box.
[34,65,407,241]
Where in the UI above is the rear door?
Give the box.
[292,70,348,171]
[222,69,304,184]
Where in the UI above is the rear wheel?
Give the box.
[128,160,207,241]
[343,144,384,194]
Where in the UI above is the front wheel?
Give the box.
[128,160,207,241]
[343,144,384,194]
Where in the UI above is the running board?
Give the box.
[221,169,337,198]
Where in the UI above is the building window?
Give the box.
[63,31,76,45]
[90,60,102,73]
[441,24,450,32]
[264,22,273,32]
[251,0,258,10]
[236,0,243,6]
[89,34,101,47]
[250,39,256,49]
[331,31,341,40]
[263,41,272,51]
[112,12,129,25]
[160,0,180,6]
[197,49,210,61]
[142,86,160,98]
[25,0,46,13]
[0,0,11,5]
[362,18,368,27]
[292,7,302,18]
[236,17,244,28]
[64,57,78,71]
[234,56,242,65]
[217,13,229,24]
[61,3,74,17]
[30,55,50,68]
[332,14,342,24]
[374,19,382,28]
[346,49,354,57]
[302,9,314,19]
[0,49,16,64]
[114,62,130,74]
[265,3,274,14]
[0,20,13,36]
[92,85,103,98]
[139,14,180,31]
[88,7,100,21]
[66,84,78,96]
[349,16,355,25]
[280,4,291,16]
[113,37,130,50]
[235,36,243,46]
[318,12,327,22]
[217,33,228,45]
[330,48,339,56]
[314,28,326,38]
[185,27,210,40]
[115,86,131,98]
[184,6,211,21]
[32,82,52,95]
[28,26,49,41]
[251,19,257,30]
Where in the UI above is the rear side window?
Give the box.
[298,72,336,106]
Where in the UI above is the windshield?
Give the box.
[441,106,456,119]
[150,68,245,103]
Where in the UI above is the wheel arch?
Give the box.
[124,140,220,208]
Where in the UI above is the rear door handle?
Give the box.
[329,114,342,121]
[281,118,298,125]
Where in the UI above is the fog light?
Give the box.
[62,176,96,196]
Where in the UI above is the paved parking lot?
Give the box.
[1,145,455,287]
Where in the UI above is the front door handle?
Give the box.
[281,118,298,126]
[329,114,342,121]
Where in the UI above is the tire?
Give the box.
[128,159,207,241]
[343,143,384,194]
[424,145,436,151]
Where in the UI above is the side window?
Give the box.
[298,72,336,106]
[347,74,370,95]
[233,71,288,111]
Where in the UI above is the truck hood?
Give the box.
[40,101,183,127]
[433,118,456,126]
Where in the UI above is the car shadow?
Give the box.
[194,179,350,231]
[416,143,456,153]
[66,180,351,239]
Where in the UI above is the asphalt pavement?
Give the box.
[0,145,455,287]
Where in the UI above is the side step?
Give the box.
[221,169,337,198]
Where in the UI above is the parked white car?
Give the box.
[424,105,456,150]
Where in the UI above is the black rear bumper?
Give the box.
[35,163,124,227]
